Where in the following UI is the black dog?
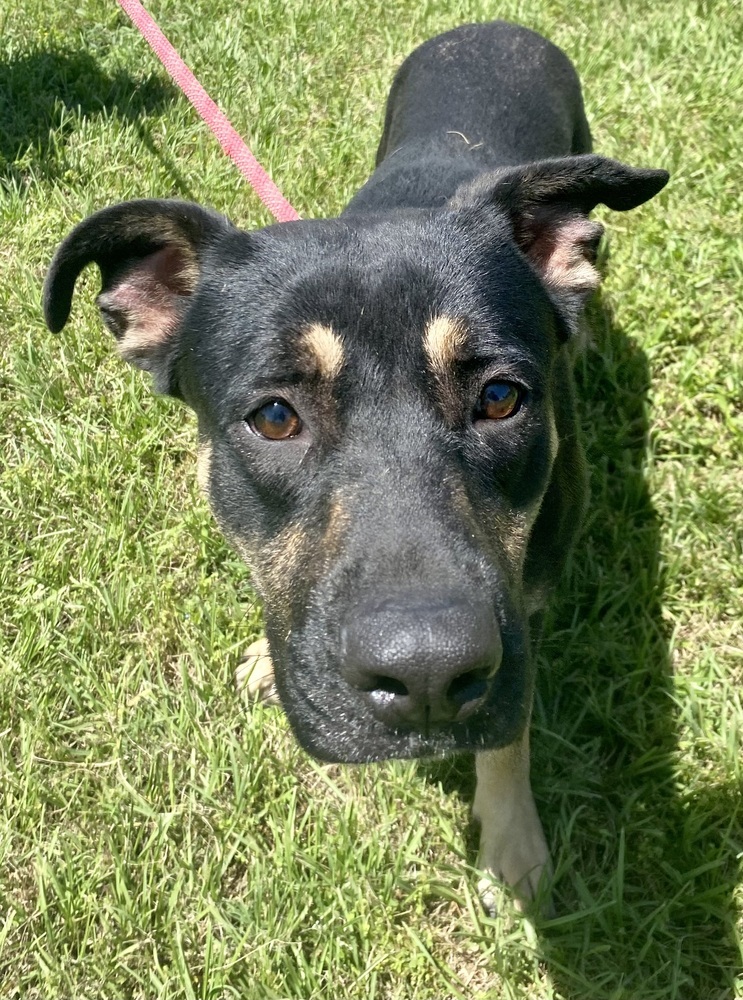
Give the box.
[44,21,668,910]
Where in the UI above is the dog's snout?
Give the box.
[340,596,502,728]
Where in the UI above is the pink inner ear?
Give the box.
[97,245,196,363]
[519,210,604,297]
[145,244,197,295]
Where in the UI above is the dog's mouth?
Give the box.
[274,641,531,765]
[286,695,468,763]
[288,685,463,761]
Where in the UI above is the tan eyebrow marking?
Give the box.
[423,315,469,374]
[300,322,345,379]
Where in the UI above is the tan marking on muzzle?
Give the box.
[324,495,351,548]
[499,414,559,569]
[258,494,350,592]
[255,523,309,601]
[423,315,468,375]
[498,512,536,569]
[301,322,345,379]
[248,496,351,624]
[450,477,534,574]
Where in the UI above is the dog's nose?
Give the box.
[340,596,502,728]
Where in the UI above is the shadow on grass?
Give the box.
[0,47,190,191]
[422,298,741,999]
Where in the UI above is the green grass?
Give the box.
[1,0,741,997]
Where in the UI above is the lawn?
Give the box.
[1,0,741,997]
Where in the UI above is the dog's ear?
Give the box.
[43,200,235,393]
[450,155,669,333]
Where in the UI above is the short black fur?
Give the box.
[43,21,668,767]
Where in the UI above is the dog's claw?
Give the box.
[477,874,503,918]
[235,637,280,705]
[477,861,554,919]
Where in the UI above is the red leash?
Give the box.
[116,0,301,223]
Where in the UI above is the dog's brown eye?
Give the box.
[476,381,523,420]
[248,400,302,440]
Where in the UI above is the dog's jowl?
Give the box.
[44,21,668,911]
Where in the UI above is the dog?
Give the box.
[43,21,668,912]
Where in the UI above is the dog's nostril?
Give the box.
[447,669,489,710]
[369,676,409,698]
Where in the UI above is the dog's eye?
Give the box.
[247,399,303,440]
[475,381,523,421]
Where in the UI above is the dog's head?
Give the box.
[44,155,667,762]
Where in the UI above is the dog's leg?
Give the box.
[235,637,280,705]
[474,729,551,915]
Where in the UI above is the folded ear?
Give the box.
[450,154,669,334]
[43,199,234,393]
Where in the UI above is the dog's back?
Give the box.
[347,22,593,213]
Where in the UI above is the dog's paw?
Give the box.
[235,638,280,705]
[476,823,553,918]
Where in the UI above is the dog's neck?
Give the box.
[343,135,501,213]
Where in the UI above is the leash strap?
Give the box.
[116,0,301,223]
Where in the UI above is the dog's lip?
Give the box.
[283,666,487,752]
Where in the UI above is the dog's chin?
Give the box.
[295,723,462,764]
[290,712,527,764]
